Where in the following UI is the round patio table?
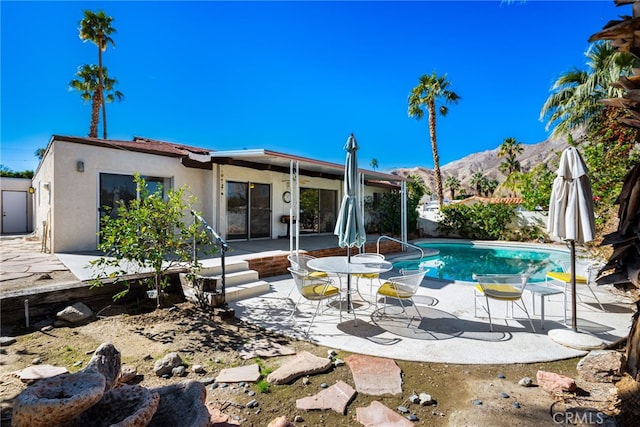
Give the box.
[307,256,393,313]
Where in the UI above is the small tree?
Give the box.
[90,173,210,308]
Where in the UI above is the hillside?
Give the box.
[390,133,571,197]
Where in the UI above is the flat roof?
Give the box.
[210,149,405,183]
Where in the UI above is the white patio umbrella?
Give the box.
[334,134,366,312]
[547,146,596,332]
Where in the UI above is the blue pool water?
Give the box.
[393,242,569,282]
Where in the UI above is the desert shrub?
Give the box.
[438,203,517,240]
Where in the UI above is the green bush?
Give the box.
[438,203,517,240]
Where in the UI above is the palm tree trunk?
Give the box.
[90,91,101,138]
[428,101,444,206]
[97,40,107,139]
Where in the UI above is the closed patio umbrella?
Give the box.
[334,133,366,312]
[547,146,596,332]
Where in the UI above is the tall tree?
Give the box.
[79,10,116,139]
[444,175,461,200]
[408,72,460,207]
[497,137,523,175]
[69,64,123,138]
[369,158,379,170]
[470,172,486,196]
[540,41,637,137]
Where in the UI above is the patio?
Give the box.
[228,266,634,365]
[42,234,636,365]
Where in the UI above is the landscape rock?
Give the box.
[0,336,16,346]
[172,366,187,377]
[69,384,160,427]
[536,370,577,394]
[154,352,183,377]
[419,393,433,405]
[518,377,534,387]
[83,342,121,390]
[56,302,93,323]
[267,351,332,384]
[296,380,356,414]
[577,350,625,383]
[148,381,210,427]
[11,372,106,427]
[120,365,138,383]
[267,415,295,427]
[356,400,415,426]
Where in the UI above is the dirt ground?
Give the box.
[1,288,637,427]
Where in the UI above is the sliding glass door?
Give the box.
[226,181,271,240]
[299,188,337,234]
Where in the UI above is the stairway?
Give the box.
[179,257,271,306]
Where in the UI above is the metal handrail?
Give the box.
[191,210,228,302]
[376,235,424,260]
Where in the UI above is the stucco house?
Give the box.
[30,135,406,253]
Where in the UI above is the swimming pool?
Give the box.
[392,241,569,282]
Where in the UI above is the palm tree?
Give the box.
[470,172,486,196]
[79,10,116,139]
[444,175,461,200]
[408,72,460,206]
[370,158,379,170]
[69,64,123,138]
[497,137,523,175]
[540,41,637,136]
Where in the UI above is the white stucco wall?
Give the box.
[40,140,213,253]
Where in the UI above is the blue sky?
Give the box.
[0,1,623,173]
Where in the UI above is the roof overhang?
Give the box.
[209,149,405,185]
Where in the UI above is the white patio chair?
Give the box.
[473,273,536,332]
[286,253,329,297]
[288,267,340,335]
[545,260,605,324]
[374,269,427,325]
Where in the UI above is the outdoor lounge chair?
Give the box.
[473,273,536,332]
[288,267,340,335]
[375,269,428,325]
[545,260,605,324]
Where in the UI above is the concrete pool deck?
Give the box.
[229,270,634,364]
[3,234,635,365]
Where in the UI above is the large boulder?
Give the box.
[577,350,625,383]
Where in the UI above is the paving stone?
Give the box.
[238,338,296,359]
[345,354,402,395]
[215,363,260,383]
[14,364,69,382]
[356,400,415,426]
[548,328,605,351]
[296,380,356,414]
[267,351,332,384]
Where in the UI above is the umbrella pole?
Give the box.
[347,247,351,313]
[570,240,578,332]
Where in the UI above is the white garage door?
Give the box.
[2,190,28,234]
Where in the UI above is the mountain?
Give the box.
[389,133,571,197]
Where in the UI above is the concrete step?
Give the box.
[225,280,271,302]
[197,258,249,276]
